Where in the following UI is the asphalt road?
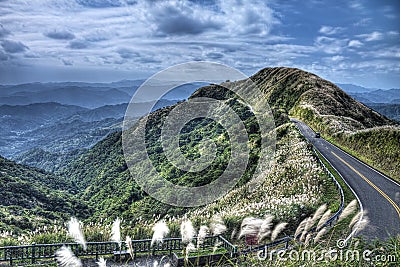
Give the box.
[292,119,400,240]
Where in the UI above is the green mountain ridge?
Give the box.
[0,156,90,234]
[2,66,398,236]
[61,67,399,223]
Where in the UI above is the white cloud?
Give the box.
[315,36,347,54]
[349,0,364,10]
[348,40,363,48]
[319,26,344,35]
[357,31,383,42]
[387,31,399,37]
[330,55,346,62]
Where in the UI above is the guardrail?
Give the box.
[311,147,345,232]
[241,236,292,255]
[0,235,234,266]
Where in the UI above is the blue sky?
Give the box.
[0,0,399,88]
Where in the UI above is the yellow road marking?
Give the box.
[332,151,400,219]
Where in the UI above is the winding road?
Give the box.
[292,119,400,240]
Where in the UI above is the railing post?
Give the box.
[7,248,12,266]
[31,243,36,264]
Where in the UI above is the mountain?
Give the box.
[367,103,400,122]
[0,87,131,108]
[0,102,87,133]
[61,67,399,223]
[0,156,90,233]
[0,81,204,108]
[0,102,122,158]
[1,99,178,170]
[336,83,377,93]
[346,88,400,104]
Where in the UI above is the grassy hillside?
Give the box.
[59,67,400,224]
[0,156,90,234]
[4,66,393,249]
[59,70,348,229]
[245,67,398,182]
[224,66,399,181]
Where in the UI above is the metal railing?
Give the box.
[0,235,235,266]
[311,147,345,231]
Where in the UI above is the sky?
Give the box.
[0,0,399,88]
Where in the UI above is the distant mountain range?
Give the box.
[0,79,398,172]
[336,83,400,121]
[337,83,400,103]
[0,80,204,170]
[0,80,206,108]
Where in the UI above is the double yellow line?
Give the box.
[332,151,400,219]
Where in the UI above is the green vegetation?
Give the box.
[251,67,400,182]
[0,156,90,235]
[368,103,400,122]
[1,67,398,267]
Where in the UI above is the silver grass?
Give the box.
[314,228,327,243]
[258,215,274,242]
[55,246,82,267]
[197,225,209,248]
[311,204,327,226]
[238,217,264,239]
[96,257,107,267]
[213,241,222,253]
[230,228,237,240]
[338,199,358,222]
[125,235,134,259]
[210,216,227,236]
[316,210,332,229]
[111,218,121,247]
[304,233,312,247]
[67,217,86,251]
[349,211,363,229]
[271,222,288,241]
[299,218,311,242]
[294,218,309,239]
[151,221,170,247]
[185,242,196,261]
[352,216,369,234]
[180,220,195,244]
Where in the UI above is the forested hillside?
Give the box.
[0,156,90,234]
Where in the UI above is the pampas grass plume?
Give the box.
[271,222,287,241]
[197,225,209,248]
[96,257,107,267]
[151,221,170,247]
[55,246,82,267]
[316,210,332,229]
[314,228,327,243]
[338,199,358,222]
[180,220,195,244]
[111,218,121,247]
[67,217,86,251]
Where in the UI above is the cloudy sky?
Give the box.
[0,0,399,88]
